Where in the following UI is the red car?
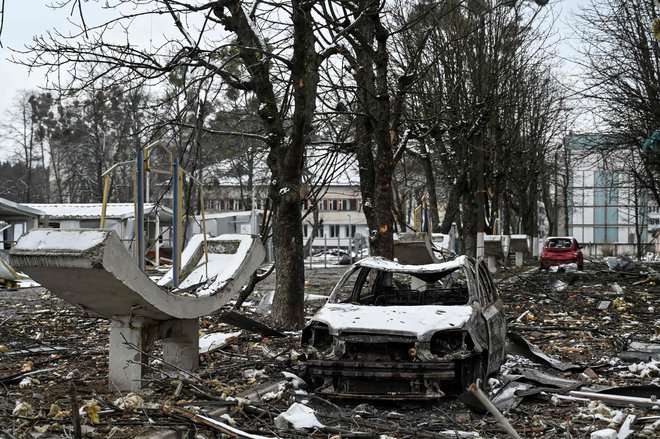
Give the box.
[540,237,584,271]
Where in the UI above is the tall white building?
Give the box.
[566,134,648,256]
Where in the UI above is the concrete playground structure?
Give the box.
[510,234,531,267]
[10,228,264,391]
[483,235,510,272]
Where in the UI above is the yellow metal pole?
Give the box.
[413,205,422,231]
[100,175,110,228]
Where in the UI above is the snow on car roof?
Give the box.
[354,255,467,274]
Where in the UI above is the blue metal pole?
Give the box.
[172,157,180,288]
[136,149,145,271]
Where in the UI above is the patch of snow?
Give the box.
[157,234,208,287]
[158,234,257,297]
[199,331,242,354]
[24,203,163,219]
[243,369,267,380]
[19,377,37,388]
[220,413,237,426]
[14,229,107,252]
[353,255,466,274]
[640,419,660,437]
[312,303,473,338]
[279,187,290,195]
[274,403,324,430]
[113,393,144,411]
[589,429,617,439]
[578,401,626,425]
[626,359,660,379]
[282,372,306,389]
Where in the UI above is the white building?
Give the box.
[0,197,44,251]
[203,151,370,255]
[25,203,174,258]
[566,134,649,256]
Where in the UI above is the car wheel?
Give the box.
[459,355,486,391]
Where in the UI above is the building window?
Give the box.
[329,225,340,238]
[346,225,356,237]
[594,226,618,243]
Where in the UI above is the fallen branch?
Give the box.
[468,380,521,439]
[174,408,278,438]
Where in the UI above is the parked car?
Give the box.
[301,256,507,400]
[540,236,584,271]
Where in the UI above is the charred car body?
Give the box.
[301,256,507,400]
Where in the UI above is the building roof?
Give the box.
[0,197,45,219]
[24,203,173,221]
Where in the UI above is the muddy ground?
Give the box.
[1,260,660,438]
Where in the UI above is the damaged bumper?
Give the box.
[306,359,456,399]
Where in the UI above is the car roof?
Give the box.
[545,236,576,241]
[353,255,468,276]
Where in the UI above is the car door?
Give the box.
[477,260,507,375]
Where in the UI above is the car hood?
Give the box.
[310,303,474,338]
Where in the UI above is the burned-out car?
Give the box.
[301,256,506,399]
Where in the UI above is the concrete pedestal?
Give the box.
[515,251,524,267]
[162,319,199,373]
[487,256,498,273]
[109,316,157,392]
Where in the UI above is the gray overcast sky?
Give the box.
[0,0,590,161]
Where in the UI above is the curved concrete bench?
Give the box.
[10,229,265,390]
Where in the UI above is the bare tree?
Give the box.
[16,0,349,329]
[394,0,562,254]
[575,0,660,205]
[1,92,49,202]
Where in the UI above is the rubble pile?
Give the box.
[1,263,659,438]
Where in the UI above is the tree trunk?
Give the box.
[269,0,318,329]
[419,139,441,232]
[439,181,461,234]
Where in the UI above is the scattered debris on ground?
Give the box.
[2,262,660,438]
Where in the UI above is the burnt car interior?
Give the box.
[342,267,470,306]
